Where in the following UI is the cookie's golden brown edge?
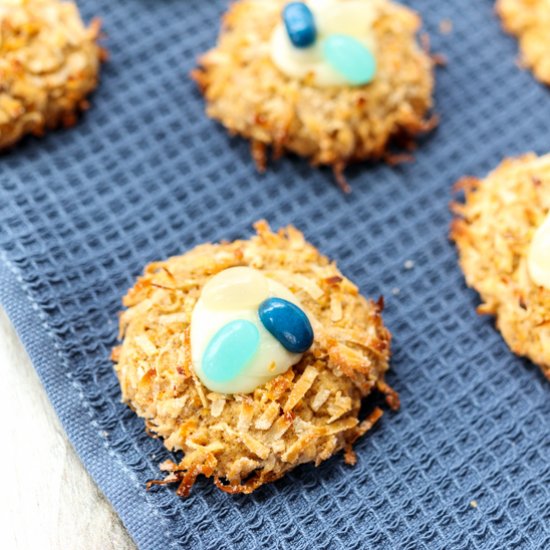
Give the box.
[192,0,437,190]
[112,221,399,496]
[451,153,550,379]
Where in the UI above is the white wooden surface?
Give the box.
[0,308,135,550]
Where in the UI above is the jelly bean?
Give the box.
[258,297,313,353]
[323,34,376,85]
[283,2,317,48]
[202,320,260,382]
[201,267,269,310]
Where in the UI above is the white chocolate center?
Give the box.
[528,212,550,290]
[191,267,305,394]
[270,0,381,87]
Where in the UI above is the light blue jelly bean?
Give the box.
[202,320,260,383]
[258,298,314,354]
[323,34,377,86]
[283,2,317,48]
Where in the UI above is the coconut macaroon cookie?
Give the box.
[0,0,103,150]
[451,153,550,379]
[112,221,398,495]
[497,0,550,85]
[192,0,435,189]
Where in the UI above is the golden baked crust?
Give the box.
[0,0,103,149]
[113,221,398,495]
[451,153,550,379]
[497,0,550,85]
[192,0,435,186]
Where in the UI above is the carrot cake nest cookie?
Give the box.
[112,221,399,496]
[497,0,550,85]
[451,153,550,379]
[0,0,105,150]
[192,0,436,189]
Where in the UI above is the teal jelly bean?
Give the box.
[202,320,260,383]
[322,34,376,85]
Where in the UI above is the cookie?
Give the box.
[192,0,435,189]
[0,0,104,150]
[451,153,550,379]
[112,221,398,495]
[497,0,550,85]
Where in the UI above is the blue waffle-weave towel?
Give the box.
[0,1,549,548]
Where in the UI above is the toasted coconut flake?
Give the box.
[327,392,353,423]
[186,441,225,455]
[283,365,319,412]
[272,440,286,454]
[111,346,121,362]
[210,397,226,418]
[254,401,280,430]
[158,312,189,325]
[282,433,317,463]
[137,368,156,392]
[227,458,261,482]
[134,334,157,356]
[317,436,338,464]
[292,274,325,301]
[323,416,359,436]
[311,388,331,412]
[330,295,343,322]
[237,398,254,431]
[240,432,270,460]
[190,369,208,409]
[266,411,295,441]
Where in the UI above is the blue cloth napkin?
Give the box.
[1,1,549,548]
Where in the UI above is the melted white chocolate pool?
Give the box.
[190,267,306,394]
[270,0,381,87]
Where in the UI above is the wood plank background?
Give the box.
[0,308,135,550]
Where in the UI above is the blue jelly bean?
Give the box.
[283,2,317,48]
[323,34,377,85]
[258,298,314,353]
[202,320,260,383]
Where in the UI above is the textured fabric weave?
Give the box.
[0,1,549,548]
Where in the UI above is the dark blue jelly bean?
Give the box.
[283,2,317,49]
[258,297,314,353]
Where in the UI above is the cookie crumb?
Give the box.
[439,19,453,35]
[470,500,478,509]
